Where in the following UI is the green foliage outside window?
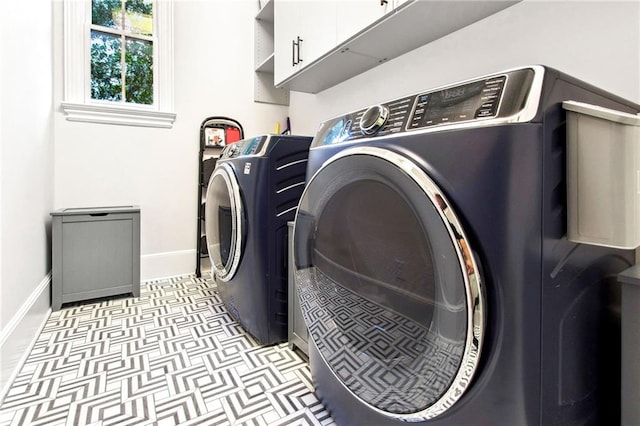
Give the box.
[92,0,120,28]
[90,0,154,105]
[125,39,153,104]
[91,31,123,101]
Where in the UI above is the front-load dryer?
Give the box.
[206,134,312,345]
[292,66,640,425]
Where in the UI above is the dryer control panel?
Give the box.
[408,75,505,129]
[314,66,541,147]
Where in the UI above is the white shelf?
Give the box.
[255,71,290,105]
[254,0,288,105]
[256,0,274,22]
[255,53,274,74]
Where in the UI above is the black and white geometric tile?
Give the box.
[0,275,336,426]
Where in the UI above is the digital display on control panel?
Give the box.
[408,75,506,130]
[241,136,265,156]
[320,119,347,145]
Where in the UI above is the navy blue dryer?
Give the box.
[206,134,311,345]
[292,66,640,425]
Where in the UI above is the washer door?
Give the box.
[293,146,485,421]
[205,163,244,281]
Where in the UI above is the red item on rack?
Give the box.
[226,127,241,143]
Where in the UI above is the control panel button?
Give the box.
[228,144,240,157]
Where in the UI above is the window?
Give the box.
[90,0,154,105]
[62,0,175,128]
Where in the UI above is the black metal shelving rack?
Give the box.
[196,116,244,278]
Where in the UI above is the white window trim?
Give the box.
[62,0,176,128]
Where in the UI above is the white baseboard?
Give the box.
[0,273,51,404]
[141,249,196,281]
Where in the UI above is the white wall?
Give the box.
[0,0,55,399]
[289,0,640,135]
[52,0,289,280]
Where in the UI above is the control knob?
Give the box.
[360,104,389,135]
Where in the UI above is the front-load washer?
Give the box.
[206,134,312,345]
[292,66,640,425]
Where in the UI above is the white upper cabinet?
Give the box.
[336,0,392,46]
[300,2,338,67]
[274,0,522,93]
[274,0,301,85]
[274,0,337,86]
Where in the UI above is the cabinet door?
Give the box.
[60,217,135,296]
[336,0,392,46]
[298,1,337,69]
[274,0,301,85]
[274,0,337,86]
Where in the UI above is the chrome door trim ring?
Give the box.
[206,162,243,282]
[297,146,485,421]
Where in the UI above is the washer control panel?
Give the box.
[219,141,242,159]
[219,136,269,159]
[314,67,539,147]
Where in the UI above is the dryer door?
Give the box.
[205,162,244,282]
[293,146,485,421]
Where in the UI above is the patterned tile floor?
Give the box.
[0,275,336,426]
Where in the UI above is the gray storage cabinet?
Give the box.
[51,206,141,311]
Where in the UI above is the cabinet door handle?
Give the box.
[292,36,303,66]
[292,39,297,66]
[296,36,303,64]
[380,0,388,5]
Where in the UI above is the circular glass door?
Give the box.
[293,146,485,421]
[205,162,244,281]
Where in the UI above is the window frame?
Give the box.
[62,0,176,128]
